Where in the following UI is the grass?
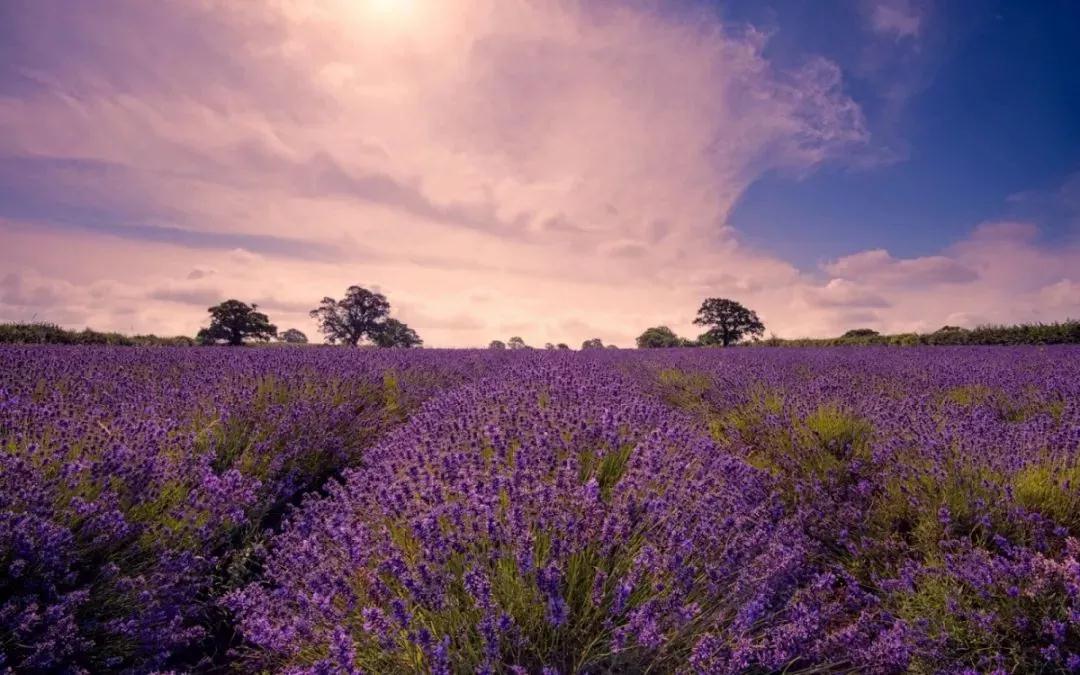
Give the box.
[577,443,634,503]
[644,366,1080,671]
[1012,458,1080,534]
[939,384,1067,425]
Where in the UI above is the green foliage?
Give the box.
[382,370,406,421]
[750,320,1080,347]
[370,318,423,348]
[924,325,970,345]
[654,368,712,412]
[578,443,635,503]
[310,285,391,346]
[888,332,922,347]
[940,384,995,407]
[939,384,1065,424]
[201,299,277,346]
[963,321,1080,345]
[642,359,1080,673]
[311,437,723,675]
[739,403,873,484]
[335,534,658,674]
[278,328,309,344]
[1013,459,1080,534]
[636,326,683,348]
[652,368,874,496]
[802,404,874,463]
[869,453,1008,550]
[842,448,1080,673]
[693,298,765,346]
[0,322,195,346]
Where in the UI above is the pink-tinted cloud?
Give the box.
[823,249,978,285]
[0,1,1075,345]
[799,221,1080,335]
[803,278,892,309]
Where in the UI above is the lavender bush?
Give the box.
[638,347,1080,672]
[0,347,503,672]
[3,346,1079,672]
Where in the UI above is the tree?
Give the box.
[198,300,276,346]
[310,286,390,346]
[371,318,422,348]
[842,328,879,339]
[927,325,971,345]
[693,298,764,346]
[544,342,555,350]
[489,340,506,350]
[636,325,682,348]
[581,338,604,350]
[508,336,528,350]
[556,343,570,350]
[278,328,308,344]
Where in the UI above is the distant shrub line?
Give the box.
[751,320,1080,347]
[2,319,1078,348]
[0,322,196,346]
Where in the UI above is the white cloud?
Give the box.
[823,249,978,285]
[866,0,923,40]
[1039,279,1080,310]
[804,278,892,308]
[794,222,1080,336]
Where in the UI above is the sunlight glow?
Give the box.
[368,0,415,18]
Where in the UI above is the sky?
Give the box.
[0,0,1077,346]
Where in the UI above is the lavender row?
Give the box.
[228,355,903,673]
[0,347,508,672]
[230,347,1080,673]
[634,346,1080,671]
[4,346,1079,672]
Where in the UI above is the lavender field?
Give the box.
[2,346,1079,674]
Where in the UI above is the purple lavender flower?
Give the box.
[6,344,1080,673]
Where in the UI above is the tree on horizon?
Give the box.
[278,328,308,344]
[842,328,879,338]
[310,286,390,346]
[694,298,764,346]
[198,300,276,346]
[636,325,682,348]
[371,318,423,348]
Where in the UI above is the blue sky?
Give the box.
[723,0,1080,266]
[0,0,1077,344]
